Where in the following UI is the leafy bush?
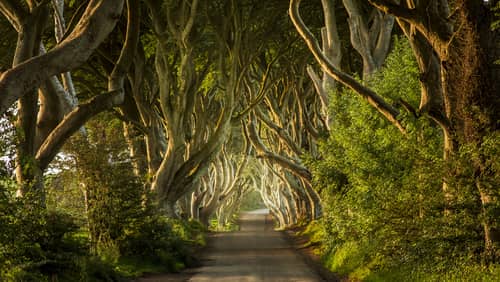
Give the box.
[306,36,499,279]
[0,112,209,281]
[0,192,87,281]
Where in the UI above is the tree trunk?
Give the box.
[342,0,394,79]
[372,0,500,259]
[303,182,322,219]
[0,0,126,115]
[12,6,48,199]
[289,0,406,133]
[442,1,500,259]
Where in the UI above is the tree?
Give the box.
[0,0,126,115]
[343,0,394,79]
[194,143,249,227]
[132,0,305,215]
[0,0,139,205]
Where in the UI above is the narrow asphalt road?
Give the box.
[139,209,324,282]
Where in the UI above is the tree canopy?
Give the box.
[0,0,498,280]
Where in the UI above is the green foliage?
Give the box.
[368,36,421,106]
[210,215,239,232]
[447,131,500,260]
[239,189,266,211]
[297,220,326,255]
[0,192,87,281]
[45,168,87,226]
[306,36,499,280]
[140,32,157,60]
[42,113,207,279]
[0,116,16,181]
[492,1,500,31]
[117,214,206,273]
[323,240,377,279]
[490,2,500,65]
[364,259,500,282]
[171,218,207,246]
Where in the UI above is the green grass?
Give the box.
[323,240,379,280]
[320,240,500,282]
[365,262,500,282]
[299,221,500,282]
[210,216,240,231]
[114,256,182,278]
[297,220,326,255]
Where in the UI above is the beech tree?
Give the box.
[135,0,244,215]
[343,0,394,79]
[0,0,137,203]
[118,0,293,216]
[0,0,126,114]
[243,48,325,221]
[307,0,394,129]
[255,162,303,228]
[193,142,249,227]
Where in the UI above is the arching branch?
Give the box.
[0,0,125,115]
[0,0,27,30]
[289,0,406,134]
[36,0,139,170]
[245,116,311,183]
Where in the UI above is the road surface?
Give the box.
[139,209,324,282]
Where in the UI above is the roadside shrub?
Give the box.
[0,192,87,281]
[307,36,446,279]
[39,113,208,279]
[305,35,500,280]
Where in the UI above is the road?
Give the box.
[139,209,325,282]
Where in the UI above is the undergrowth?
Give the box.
[0,191,207,281]
[299,220,500,282]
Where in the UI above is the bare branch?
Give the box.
[109,0,140,91]
[255,107,302,156]
[368,0,416,21]
[0,0,125,115]
[246,116,311,183]
[0,0,28,31]
[181,0,199,45]
[36,90,123,170]
[369,0,453,57]
[289,0,406,134]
